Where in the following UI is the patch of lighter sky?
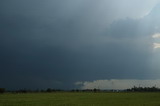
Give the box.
[152,33,160,49]
[153,43,160,49]
[152,33,160,38]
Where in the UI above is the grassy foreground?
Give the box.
[0,92,160,106]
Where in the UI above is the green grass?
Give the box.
[0,92,160,106]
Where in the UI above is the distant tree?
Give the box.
[128,86,160,92]
[0,88,5,93]
[40,89,45,92]
[93,88,97,92]
[18,89,28,93]
[46,88,52,92]
[71,89,75,92]
[76,89,79,92]
[93,88,100,92]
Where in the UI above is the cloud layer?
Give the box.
[75,79,160,90]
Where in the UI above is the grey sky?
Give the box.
[1,0,160,90]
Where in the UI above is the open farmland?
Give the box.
[0,92,160,106]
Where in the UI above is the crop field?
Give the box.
[0,92,160,106]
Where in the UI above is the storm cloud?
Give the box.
[1,0,160,90]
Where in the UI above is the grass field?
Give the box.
[0,92,160,106]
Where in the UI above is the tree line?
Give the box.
[1,86,160,93]
[0,88,100,93]
[126,86,160,92]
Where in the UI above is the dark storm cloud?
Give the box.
[0,0,160,89]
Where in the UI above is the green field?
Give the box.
[0,92,160,106]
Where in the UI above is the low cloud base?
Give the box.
[75,79,160,90]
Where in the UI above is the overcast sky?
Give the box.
[1,0,160,90]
